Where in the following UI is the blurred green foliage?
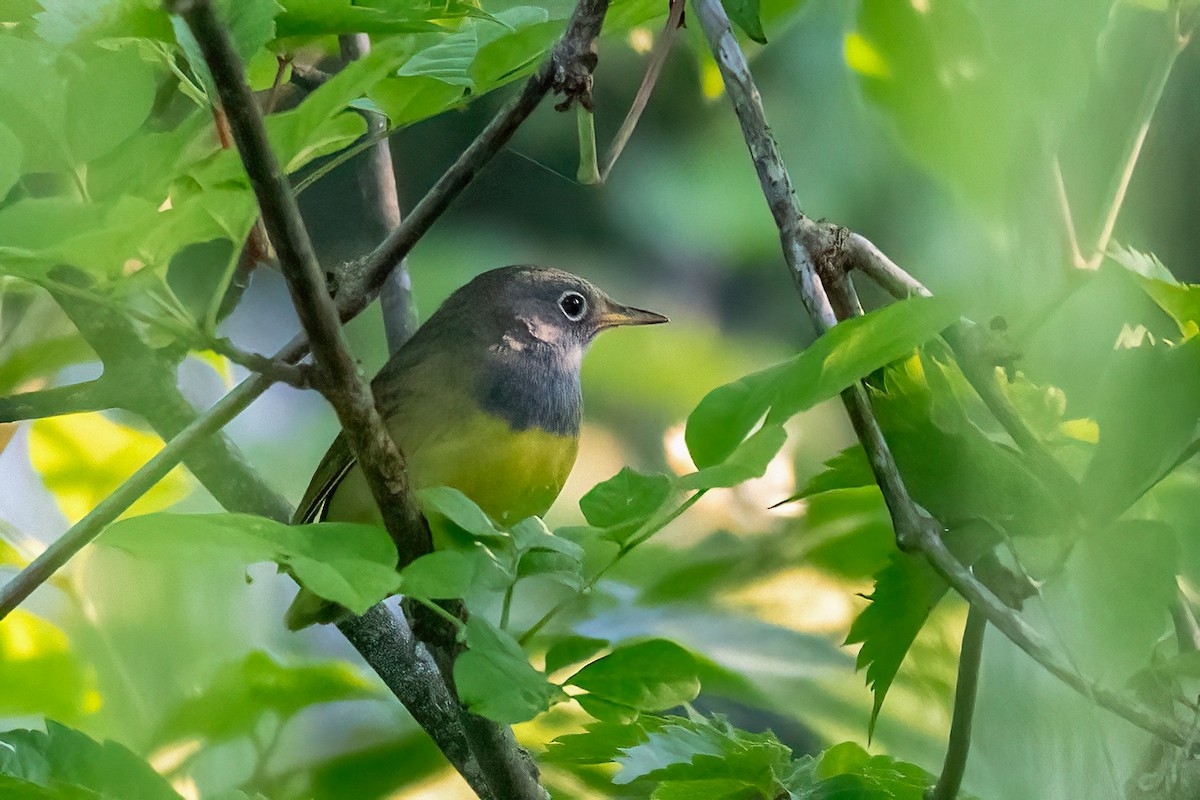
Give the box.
[1,0,1200,797]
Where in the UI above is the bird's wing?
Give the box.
[293,433,356,524]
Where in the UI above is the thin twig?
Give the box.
[1053,159,1087,269]
[599,0,685,181]
[928,604,986,800]
[339,34,418,351]
[691,0,1193,751]
[209,338,312,389]
[0,379,116,422]
[0,374,266,617]
[1080,19,1190,270]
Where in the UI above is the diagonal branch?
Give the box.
[691,0,1193,752]
[170,3,551,798]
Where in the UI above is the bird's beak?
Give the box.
[596,302,669,329]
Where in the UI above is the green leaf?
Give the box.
[397,550,479,600]
[614,716,792,794]
[34,0,173,45]
[155,650,379,744]
[1111,245,1200,337]
[1081,335,1200,524]
[544,635,609,675]
[99,513,400,615]
[579,468,674,540]
[546,719,663,766]
[784,741,933,799]
[0,122,21,200]
[274,0,468,37]
[844,553,953,738]
[799,486,895,580]
[0,721,181,800]
[677,424,787,491]
[870,353,1068,537]
[453,616,566,723]
[574,694,640,724]
[0,34,70,173]
[0,195,161,277]
[722,0,766,43]
[685,295,956,469]
[419,485,505,540]
[566,639,700,712]
[0,610,96,723]
[1041,520,1177,682]
[0,775,100,800]
[63,45,157,165]
[777,445,874,506]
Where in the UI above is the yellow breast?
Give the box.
[323,408,579,527]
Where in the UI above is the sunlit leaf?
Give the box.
[685,295,957,470]
[1111,245,1200,337]
[543,635,608,676]
[0,610,98,723]
[613,716,792,793]
[100,513,399,614]
[30,413,190,524]
[784,741,934,798]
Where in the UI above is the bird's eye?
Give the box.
[559,291,587,321]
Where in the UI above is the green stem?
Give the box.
[928,604,987,800]
[415,596,467,632]
[499,582,515,631]
[575,105,600,185]
[518,490,704,645]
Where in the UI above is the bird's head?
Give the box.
[444,266,668,359]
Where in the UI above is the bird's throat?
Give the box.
[476,345,583,436]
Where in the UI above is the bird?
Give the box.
[285,265,667,629]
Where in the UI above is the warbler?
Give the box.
[285,266,667,629]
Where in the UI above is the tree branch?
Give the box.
[339,34,418,352]
[0,379,117,422]
[171,3,552,797]
[337,604,493,797]
[929,604,986,800]
[691,0,1194,751]
[42,271,294,523]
